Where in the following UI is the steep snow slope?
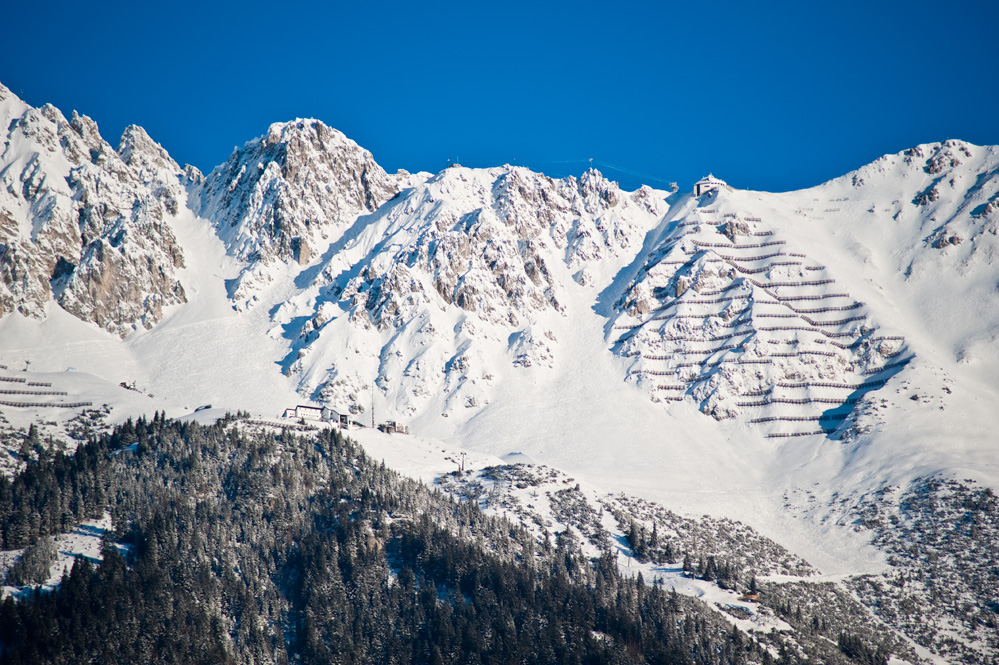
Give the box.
[609,191,912,436]
[277,165,668,424]
[783,140,999,390]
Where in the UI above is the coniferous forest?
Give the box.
[0,416,888,664]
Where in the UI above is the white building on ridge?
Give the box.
[693,174,728,197]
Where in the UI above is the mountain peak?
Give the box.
[117,124,176,169]
[196,120,405,307]
[262,117,352,148]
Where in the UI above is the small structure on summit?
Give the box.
[693,174,728,197]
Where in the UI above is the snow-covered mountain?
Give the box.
[3,81,999,663]
[2,81,996,481]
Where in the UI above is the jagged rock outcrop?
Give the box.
[286,165,668,417]
[0,83,187,336]
[197,118,419,308]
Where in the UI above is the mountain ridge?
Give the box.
[2,81,999,663]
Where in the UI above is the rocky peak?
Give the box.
[199,118,401,268]
[117,125,179,175]
[0,85,188,335]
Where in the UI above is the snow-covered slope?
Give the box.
[278,165,668,422]
[609,191,912,436]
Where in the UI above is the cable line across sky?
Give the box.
[516,158,677,188]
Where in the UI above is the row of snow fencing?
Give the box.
[788,252,807,258]
[700,209,718,213]
[631,369,676,376]
[746,278,836,288]
[745,217,762,222]
[723,213,738,218]
[768,350,838,357]
[0,376,27,383]
[786,302,863,314]
[692,239,786,249]
[699,283,746,296]
[676,358,720,368]
[726,261,802,275]
[675,355,769,369]
[682,344,743,356]
[655,384,686,391]
[766,431,827,438]
[0,389,69,396]
[756,313,799,319]
[800,314,866,327]
[27,382,52,387]
[757,325,857,338]
[804,265,826,271]
[716,251,785,262]
[780,293,851,301]
[776,378,889,390]
[0,400,92,409]
[751,413,847,423]
[738,396,864,407]
[640,333,743,347]
[862,358,913,375]
[829,339,864,350]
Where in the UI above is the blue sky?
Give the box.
[2,0,995,192]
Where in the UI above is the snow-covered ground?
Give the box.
[1,511,118,599]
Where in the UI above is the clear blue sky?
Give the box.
[2,0,995,192]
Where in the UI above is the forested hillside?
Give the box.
[0,417,896,664]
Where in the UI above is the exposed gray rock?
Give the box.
[0,83,187,336]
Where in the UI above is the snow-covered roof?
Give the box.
[694,173,726,187]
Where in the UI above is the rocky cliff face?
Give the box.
[196,119,418,309]
[0,84,187,336]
